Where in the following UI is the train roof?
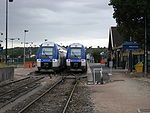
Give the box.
[69,43,84,48]
[41,42,55,47]
[40,42,67,52]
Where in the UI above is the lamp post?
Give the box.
[143,0,148,75]
[5,0,13,63]
[9,38,20,64]
[144,8,148,75]
[23,30,29,67]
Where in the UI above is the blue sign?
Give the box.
[123,41,140,49]
[0,47,3,52]
[123,45,139,49]
[123,41,138,45]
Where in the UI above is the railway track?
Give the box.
[0,76,30,88]
[0,76,44,109]
[0,77,35,94]
[62,79,78,113]
[17,77,78,113]
[0,77,43,96]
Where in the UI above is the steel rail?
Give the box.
[0,76,30,88]
[62,80,78,113]
[18,78,63,113]
[0,77,44,97]
[0,80,40,109]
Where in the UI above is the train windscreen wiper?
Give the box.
[43,51,48,57]
[72,51,80,59]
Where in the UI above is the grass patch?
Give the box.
[76,80,80,84]
[64,91,71,96]
[0,62,9,67]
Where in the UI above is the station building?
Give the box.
[108,26,150,73]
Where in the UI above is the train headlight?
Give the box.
[52,59,59,67]
[37,59,41,62]
[37,59,41,67]
[66,59,70,66]
[53,59,56,62]
[81,59,86,66]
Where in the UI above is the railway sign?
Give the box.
[123,41,140,49]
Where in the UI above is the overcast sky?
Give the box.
[0,0,116,48]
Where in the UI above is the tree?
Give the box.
[109,0,150,49]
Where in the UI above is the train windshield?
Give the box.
[71,48,81,59]
[41,47,53,58]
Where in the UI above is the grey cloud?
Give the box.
[0,0,116,47]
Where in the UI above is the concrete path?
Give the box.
[88,71,150,113]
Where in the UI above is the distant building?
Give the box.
[108,27,125,68]
[108,27,123,51]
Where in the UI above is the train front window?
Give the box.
[71,48,81,59]
[42,47,53,58]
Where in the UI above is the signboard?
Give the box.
[0,47,3,52]
[123,45,139,49]
[123,41,140,49]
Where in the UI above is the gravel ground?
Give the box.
[0,77,37,93]
[4,77,60,113]
[3,64,150,113]
[0,77,43,109]
[24,79,74,113]
[3,76,96,113]
[66,78,96,113]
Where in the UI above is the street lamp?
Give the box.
[45,39,48,42]
[5,0,14,63]
[9,38,20,64]
[23,30,29,67]
[0,32,3,36]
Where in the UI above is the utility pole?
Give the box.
[144,8,148,75]
[5,0,13,63]
[129,37,133,72]
[5,0,8,63]
[23,30,29,67]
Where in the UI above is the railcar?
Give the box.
[66,43,87,72]
[36,42,67,72]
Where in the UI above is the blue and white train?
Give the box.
[66,43,87,72]
[37,42,67,72]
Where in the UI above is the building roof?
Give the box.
[108,27,124,50]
